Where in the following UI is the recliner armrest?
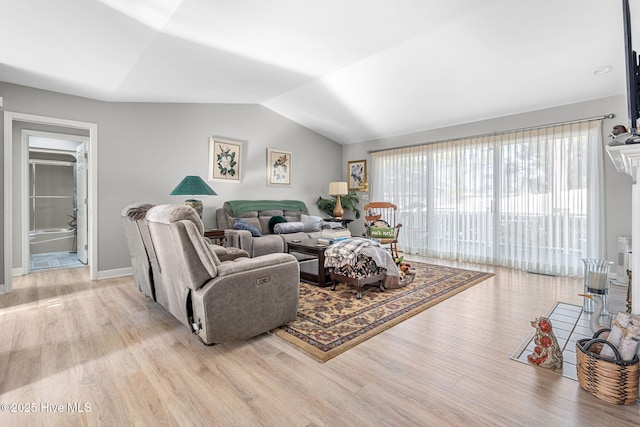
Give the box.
[216,253,297,277]
[224,229,253,253]
[208,244,249,262]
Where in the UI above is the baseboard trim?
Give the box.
[527,270,558,277]
[97,267,132,280]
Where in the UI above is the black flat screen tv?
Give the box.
[623,0,640,131]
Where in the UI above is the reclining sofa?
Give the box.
[122,202,249,305]
[215,200,331,257]
[123,203,300,344]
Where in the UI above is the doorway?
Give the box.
[3,112,98,294]
[24,131,88,272]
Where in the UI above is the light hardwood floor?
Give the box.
[0,258,637,426]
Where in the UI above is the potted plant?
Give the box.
[315,191,361,219]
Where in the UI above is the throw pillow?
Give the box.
[300,214,323,232]
[369,227,395,239]
[233,218,262,237]
[369,219,393,239]
[268,215,288,233]
[273,221,304,234]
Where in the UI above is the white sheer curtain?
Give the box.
[370,119,604,276]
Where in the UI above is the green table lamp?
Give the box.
[170,175,217,217]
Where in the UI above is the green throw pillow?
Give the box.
[369,227,395,239]
[268,215,287,233]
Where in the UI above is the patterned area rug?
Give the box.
[275,262,494,362]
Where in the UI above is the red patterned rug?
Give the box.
[275,261,494,362]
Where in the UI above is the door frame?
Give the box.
[3,112,98,293]
[21,130,89,274]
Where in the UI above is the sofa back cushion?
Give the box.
[147,204,219,291]
[216,201,309,234]
[147,204,205,235]
[146,204,222,328]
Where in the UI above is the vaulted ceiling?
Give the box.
[0,0,635,144]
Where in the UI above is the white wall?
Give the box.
[342,95,633,262]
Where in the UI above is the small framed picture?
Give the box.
[267,148,292,187]
[209,137,242,183]
[347,159,366,190]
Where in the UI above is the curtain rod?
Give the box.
[367,113,615,154]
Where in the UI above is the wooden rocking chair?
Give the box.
[363,202,402,259]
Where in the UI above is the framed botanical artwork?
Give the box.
[348,159,366,190]
[209,137,242,183]
[267,148,292,187]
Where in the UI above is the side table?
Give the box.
[204,229,225,246]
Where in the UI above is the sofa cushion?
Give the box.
[274,221,304,234]
[268,215,288,233]
[233,218,262,237]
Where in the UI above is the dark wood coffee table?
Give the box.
[287,238,333,287]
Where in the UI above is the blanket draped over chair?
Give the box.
[324,237,399,277]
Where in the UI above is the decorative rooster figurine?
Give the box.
[527,316,563,369]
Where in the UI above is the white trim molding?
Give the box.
[605,144,640,312]
[97,267,133,280]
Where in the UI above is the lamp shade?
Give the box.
[328,181,348,196]
[170,176,217,196]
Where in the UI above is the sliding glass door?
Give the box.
[370,120,603,276]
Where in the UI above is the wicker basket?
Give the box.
[576,329,639,405]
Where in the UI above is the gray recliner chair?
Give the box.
[145,204,300,344]
[122,203,249,306]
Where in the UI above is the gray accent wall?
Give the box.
[342,95,633,262]
[1,83,342,276]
